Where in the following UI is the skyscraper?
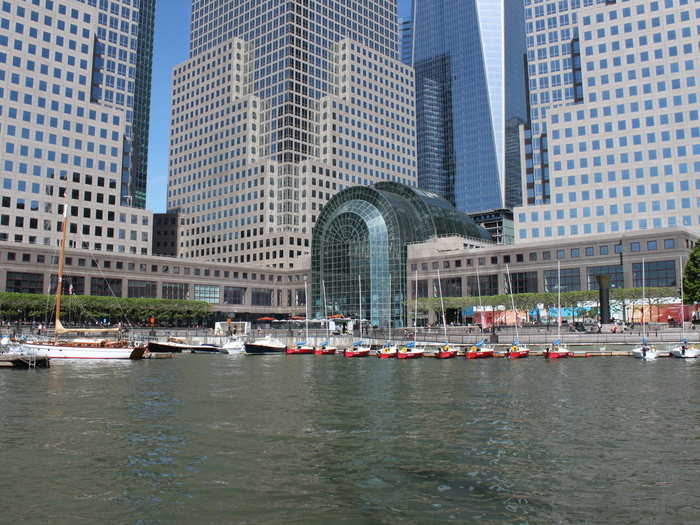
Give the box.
[412,0,528,212]
[515,0,700,242]
[0,0,154,255]
[168,1,417,268]
[399,17,413,65]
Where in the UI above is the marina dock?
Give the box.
[0,353,51,369]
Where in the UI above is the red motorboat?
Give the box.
[377,345,398,359]
[397,345,424,359]
[507,344,530,359]
[544,348,569,359]
[344,345,371,358]
[286,342,315,354]
[466,341,495,359]
[314,346,337,355]
[435,345,457,359]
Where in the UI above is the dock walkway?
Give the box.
[0,352,50,369]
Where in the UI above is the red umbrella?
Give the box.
[329,314,345,319]
[290,315,305,320]
[256,316,276,321]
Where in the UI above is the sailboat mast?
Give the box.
[388,273,392,340]
[680,256,685,340]
[54,204,69,336]
[475,263,484,327]
[506,264,519,341]
[358,274,362,339]
[322,278,329,340]
[557,260,561,340]
[304,277,309,341]
[437,269,447,342]
[414,269,418,344]
[641,258,646,338]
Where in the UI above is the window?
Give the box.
[630,242,641,252]
[506,272,538,294]
[467,275,498,297]
[90,278,122,297]
[193,284,219,304]
[6,272,43,294]
[251,288,273,306]
[544,267,581,292]
[663,239,675,249]
[587,265,624,290]
[128,280,157,299]
[632,260,676,287]
[162,282,188,300]
[223,286,246,305]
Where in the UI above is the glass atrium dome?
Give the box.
[311,182,491,327]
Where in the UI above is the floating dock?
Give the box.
[0,353,51,369]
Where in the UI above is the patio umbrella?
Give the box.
[256,316,276,321]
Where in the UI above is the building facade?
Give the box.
[408,228,695,324]
[399,17,413,65]
[0,0,154,255]
[516,0,700,243]
[167,0,417,269]
[412,0,528,211]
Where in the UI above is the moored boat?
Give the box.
[21,339,145,360]
[632,339,658,360]
[377,344,398,359]
[344,342,370,357]
[465,340,494,359]
[286,342,315,354]
[220,337,245,354]
[147,340,220,353]
[397,343,424,359]
[544,340,569,359]
[670,340,700,358]
[313,341,337,355]
[506,342,530,359]
[19,206,144,360]
[435,344,458,359]
[244,335,286,354]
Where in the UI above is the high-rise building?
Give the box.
[0,0,154,255]
[412,0,528,212]
[515,0,700,243]
[399,17,413,65]
[520,0,608,207]
[168,1,417,268]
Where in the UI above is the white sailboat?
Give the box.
[545,261,569,359]
[632,259,658,360]
[670,256,700,358]
[466,263,495,359]
[21,206,145,360]
[505,264,529,359]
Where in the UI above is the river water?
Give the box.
[1,354,699,524]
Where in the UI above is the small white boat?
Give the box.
[20,339,145,360]
[632,341,658,361]
[244,335,286,354]
[670,341,700,359]
[220,337,246,354]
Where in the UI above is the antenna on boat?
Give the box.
[680,255,685,342]
[322,278,330,342]
[557,260,562,341]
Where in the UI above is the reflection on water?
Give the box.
[1,355,699,523]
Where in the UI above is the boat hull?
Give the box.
[507,350,529,359]
[344,349,370,358]
[545,351,569,359]
[286,347,315,355]
[435,350,457,359]
[377,351,396,359]
[21,343,144,360]
[314,348,336,355]
[670,346,700,358]
[466,349,494,359]
[397,351,423,359]
[244,343,286,354]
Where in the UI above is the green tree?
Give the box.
[684,243,700,303]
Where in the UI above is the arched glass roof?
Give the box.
[311,182,491,327]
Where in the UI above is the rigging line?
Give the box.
[75,229,132,326]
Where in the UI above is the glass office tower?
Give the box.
[413,0,528,212]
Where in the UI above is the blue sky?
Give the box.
[145,0,413,212]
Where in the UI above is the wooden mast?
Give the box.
[54,203,69,338]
